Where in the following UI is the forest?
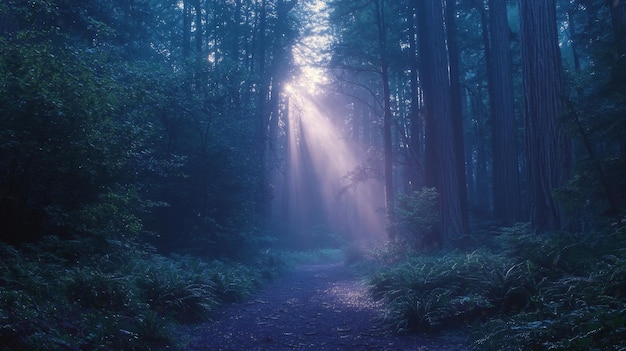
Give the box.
[0,0,625,350]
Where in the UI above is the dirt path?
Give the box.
[176,262,469,351]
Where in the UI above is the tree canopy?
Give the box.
[1,0,624,253]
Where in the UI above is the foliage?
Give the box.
[0,0,283,260]
[0,0,298,348]
[365,222,626,350]
[472,224,626,350]
[2,0,625,349]
[393,187,440,248]
[0,236,284,350]
[368,251,509,333]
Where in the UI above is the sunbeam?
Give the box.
[274,86,387,247]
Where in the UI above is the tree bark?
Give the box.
[417,0,465,244]
[192,0,203,56]
[475,1,492,214]
[445,0,470,234]
[375,0,396,241]
[519,0,570,231]
[407,1,423,192]
[489,0,521,225]
[610,0,626,161]
[182,0,191,58]
[611,0,626,57]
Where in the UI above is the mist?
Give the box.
[1,0,625,350]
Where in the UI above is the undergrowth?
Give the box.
[358,222,626,350]
[0,236,284,350]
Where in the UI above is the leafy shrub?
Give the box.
[135,257,217,323]
[132,311,172,348]
[66,269,134,311]
[0,236,283,350]
[471,224,626,350]
[368,252,501,333]
[478,259,537,313]
[206,261,261,303]
[393,187,440,248]
[367,223,626,349]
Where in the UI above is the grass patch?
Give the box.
[358,223,626,350]
[0,236,285,350]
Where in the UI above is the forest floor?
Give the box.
[170,262,470,351]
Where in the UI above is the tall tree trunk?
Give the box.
[611,0,626,56]
[255,0,269,159]
[268,0,297,153]
[610,0,626,161]
[182,0,191,59]
[474,87,490,213]
[519,0,570,231]
[230,0,243,61]
[489,0,521,225]
[417,0,464,245]
[253,0,270,215]
[445,0,470,234]
[254,0,298,215]
[192,0,203,56]
[475,1,492,215]
[375,0,396,241]
[407,1,423,192]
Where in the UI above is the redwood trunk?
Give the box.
[375,0,396,241]
[417,0,464,244]
[445,0,470,234]
[489,0,521,225]
[519,0,570,231]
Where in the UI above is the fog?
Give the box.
[270,87,386,249]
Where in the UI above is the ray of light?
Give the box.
[277,87,386,247]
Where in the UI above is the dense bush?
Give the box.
[367,250,518,333]
[361,222,626,349]
[0,236,284,350]
[392,187,440,248]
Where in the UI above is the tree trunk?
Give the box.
[475,1,492,215]
[407,1,423,192]
[192,0,203,56]
[610,0,626,161]
[375,0,396,241]
[445,0,470,234]
[519,0,570,231]
[611,0,626,56]
[474,87,490,214]
[489,0,521,225]
[253,0,271,215]
[417,0,465,245]
[182,0,191,58]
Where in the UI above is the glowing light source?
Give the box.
[284,82,294,95]
[270,0,386,247]
[289,0,332,95]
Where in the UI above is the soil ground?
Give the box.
[172,262,470,351]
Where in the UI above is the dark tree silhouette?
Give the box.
[519,0,570,231]
[417,0,465,244]
[374,0,396,241]
[489,0,521,225]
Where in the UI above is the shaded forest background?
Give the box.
[1,0,626,350]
